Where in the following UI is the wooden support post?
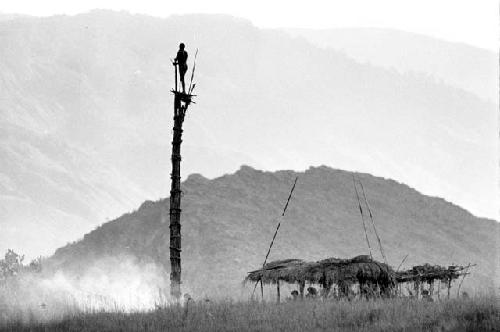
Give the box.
[299,281,305,299]
[437,280,441,300]
[448,278,451,298]
[321,274,331,298]
[323,280,332,299]
[277,279,281,304]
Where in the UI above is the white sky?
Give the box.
[1,0,498,50]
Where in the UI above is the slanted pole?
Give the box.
[457,263,471,298]
[251,177,299,299]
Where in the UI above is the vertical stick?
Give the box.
[260,279,264,301]
[437,280,441,300]
[299,281,305,299]
[174,64,178,92]
[413,280,419,299]
[447,279,451,299]
[277,279,281,304]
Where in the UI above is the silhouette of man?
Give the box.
[175,43,188,93]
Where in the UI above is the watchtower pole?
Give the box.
[169,62,195,302]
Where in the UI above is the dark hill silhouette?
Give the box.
[49,166,499,298]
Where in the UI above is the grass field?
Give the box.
[1,296,498,332]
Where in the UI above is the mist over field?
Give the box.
[2,256,166,313]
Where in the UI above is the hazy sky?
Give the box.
[2,0,498,50]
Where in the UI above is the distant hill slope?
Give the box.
[0,122,148,256]
[285,28,498,102]
[0,11,497,257]
[50,166,499,298]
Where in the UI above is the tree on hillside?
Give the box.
[0,249,42,283]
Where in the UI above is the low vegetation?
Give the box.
[1,296,498,332]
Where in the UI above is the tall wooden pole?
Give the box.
[169,61,194,301]
[169,94,184,301]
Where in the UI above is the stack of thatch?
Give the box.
[395,263,468,283]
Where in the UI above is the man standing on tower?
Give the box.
[175,43,188,93]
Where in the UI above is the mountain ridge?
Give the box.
[285,27,498,102]
[48,165,499,298]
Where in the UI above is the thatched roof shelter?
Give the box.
[246,259,306,284]
[396,264,470,283]
[246,255,396,287]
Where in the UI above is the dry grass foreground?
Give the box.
[1,296,499,332]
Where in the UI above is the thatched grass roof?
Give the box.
[245,255,396,286]
[246,259,307,284]
[396,264,469,283]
